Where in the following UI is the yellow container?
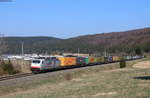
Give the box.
[58,57,76,67]
[97,57,105,63]
[113,56,123,62]
[113,56,116,62]
[96,57,101,63]
[118,56,123,61]
[89,57,95,64]
[113,56,118,62]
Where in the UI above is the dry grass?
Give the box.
[10,60,31,73]
[1,59,150,98]
[93,92,117,97]
[0,60,31,76]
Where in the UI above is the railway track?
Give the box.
[0,58,143,82]
[0,73,33,81]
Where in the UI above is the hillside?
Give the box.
[4,27,150,55]
[4,37,62,54]
[65,28,150,54]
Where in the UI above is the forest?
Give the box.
[3,27,150,56]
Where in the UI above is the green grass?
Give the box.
[1,59,150,98]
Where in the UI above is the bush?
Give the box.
[120,58,126,68]
[0,60,17,74]
[0,67,5,75]
[64,73,72,81]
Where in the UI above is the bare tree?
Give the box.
[0,33,7,55]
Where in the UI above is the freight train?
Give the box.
[30,56,143,73]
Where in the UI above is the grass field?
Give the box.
[1,59,150,98]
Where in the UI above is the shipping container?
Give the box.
[96,57,105,64]
[96,57,100,63]
[85,57,89,65]
[107,56,113,63]
[112,56,118,62]
[58,57,76,67]
[43,57,60,69]
[89,57,95,64]
[76,57,86,65]
[126,56,129,60]
[94,57,99,64]
[118,56,123,61]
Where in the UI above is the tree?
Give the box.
[135,47,142,55]
[120,58,126,68]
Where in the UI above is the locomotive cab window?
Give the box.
[32,60,41,64]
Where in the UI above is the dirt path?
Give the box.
[133,61,150,69]
[103,68,134,73]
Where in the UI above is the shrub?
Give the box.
[0,60,17,74]
[120,58,126,68]
[0,67,5,75]
[64,73,72,81]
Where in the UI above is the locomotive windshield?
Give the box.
[32,60,41,64]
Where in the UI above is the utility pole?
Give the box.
[0,33,6,56]
[104,49,107,57]
[78,48,80,56]
[21,42,24,56]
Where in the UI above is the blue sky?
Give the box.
[0,0,150,38]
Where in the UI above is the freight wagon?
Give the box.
[58,57,76,67]
[88,57,95,65]
[97,57,105,64]
[76,57,87,66]
[112,56,122,62]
